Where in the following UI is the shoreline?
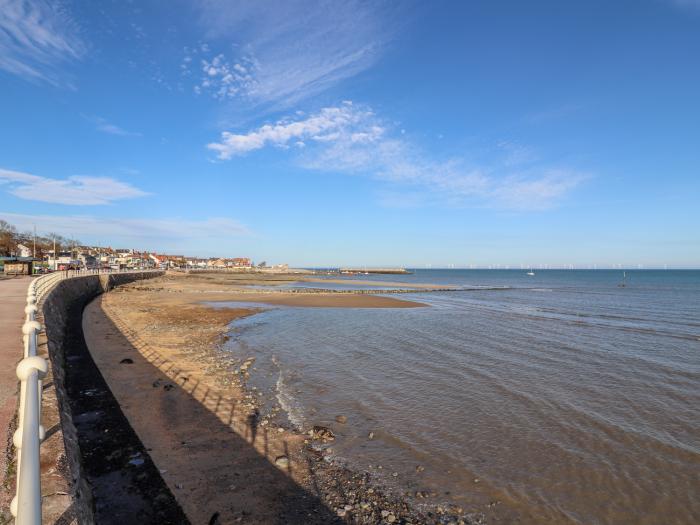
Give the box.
[82,273,485,524]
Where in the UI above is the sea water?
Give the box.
[220,270,700,523]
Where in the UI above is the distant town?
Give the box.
[0,219,285,274]
[24,245,261,272]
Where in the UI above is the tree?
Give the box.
[0,220,82,259]
[0,219,18,256]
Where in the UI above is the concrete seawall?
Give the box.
[39,271,187,524]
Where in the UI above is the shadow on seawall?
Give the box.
[74,294,342,524]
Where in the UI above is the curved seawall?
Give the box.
[41,272,189,524]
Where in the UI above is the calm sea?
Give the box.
[220,270,700,524]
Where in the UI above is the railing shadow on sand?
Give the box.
[74,295,343,524]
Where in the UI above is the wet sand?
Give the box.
[207,292,427,308]
[137,272,430,306]
[171,270,444,293]
[81,273,476,524]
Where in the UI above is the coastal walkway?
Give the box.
[0,276,31,517]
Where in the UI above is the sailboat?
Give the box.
[618,271,627,287]
[526,268,535,276]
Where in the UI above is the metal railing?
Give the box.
[11,268,161,524]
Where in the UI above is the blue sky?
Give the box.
[1,0,699,267]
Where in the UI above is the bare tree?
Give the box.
[0,220,81,259]
[0,219,18,256]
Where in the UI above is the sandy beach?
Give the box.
[81,272,477,524]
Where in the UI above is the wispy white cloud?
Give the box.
[0,0,85,85]
[88,116,142,137]
[190,0,398,107]
[0,168,148,205]
[0,212,249,241]
[183,47,258,100]
[0,212,250,254]
[497,140,538,167]
[670,0,700,10]
[207,101,381,158]
[208,103,587,210]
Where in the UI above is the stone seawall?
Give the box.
[40,272,177,524]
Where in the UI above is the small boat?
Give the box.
[618,271,627,287]
[526,269,535,276]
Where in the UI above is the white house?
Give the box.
[17,244,32,258]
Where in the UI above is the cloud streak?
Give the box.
[671,0,700,10]
[185,49,258,100]
[208,103,587,210]
[0,168,148,205]
[89,116,142,137]
[0,212,249,242]
[0,0,85,85]
[207,101,381,158]
[190,0,398,107]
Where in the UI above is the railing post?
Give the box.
[24,304,37,323]
[22,321,41,359]
[11,356,48,525]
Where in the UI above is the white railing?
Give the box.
[11,268,161,524]
[32,268,130,302]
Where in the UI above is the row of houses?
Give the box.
[9,244,253,272]
[194,257,253,269]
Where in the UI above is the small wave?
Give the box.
[275,366,305,429]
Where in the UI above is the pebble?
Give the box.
[335,415,348,424]
[368,432,374,440]
[274,455,289,468]
[310,425,335,441]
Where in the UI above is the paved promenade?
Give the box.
[0,276,31,515]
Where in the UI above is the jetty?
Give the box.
[338,267,411,275]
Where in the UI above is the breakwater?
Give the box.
[339,268,411,274]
